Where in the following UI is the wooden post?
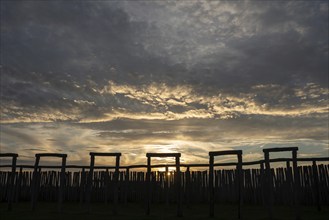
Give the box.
[31,155,40,211]
[16,166,23,203]
[9,155,17,211]
[286,160,293,206]
[80,168,85,205]
[165,166,169,206]
[58,155,67,212]
[209,154,214,217]
[113,155,120,215]
[146,156,151,215]
[208,150,243,218]
[176,155,182,217]
[125,167,130,205]
[312,160,321,211]
[237,152,243,219]
[186,166,191,207]
[264,151,273,220]
[260,161,265,207]
[0,153,18,211]
[104,168,109,204]
[292,150,301,220]
[86,154,95,212]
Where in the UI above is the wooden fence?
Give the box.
[1,158,328,207]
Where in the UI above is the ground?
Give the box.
[1,202,328,220]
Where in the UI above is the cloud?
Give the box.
[0,1,328,166]
[1,79,328,123]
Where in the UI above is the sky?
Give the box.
[0,0,328,167]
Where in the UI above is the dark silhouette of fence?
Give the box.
[1,149,329,219]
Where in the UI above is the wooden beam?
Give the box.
[35,153,67,158]
[0,153,19,157]
[90,152,122,157]
[209,150,242,156]
[263,147,298,153]
[146,153,181,158]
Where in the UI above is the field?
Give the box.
[1,202,329,220]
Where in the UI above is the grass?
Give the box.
[1,202,329,220]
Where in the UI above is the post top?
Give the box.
[0,153,18,157]
[146,153,181,158]
[35,153,67,158]
[263,147,298,153]
[209,150,242,156]
[89,152,122,157]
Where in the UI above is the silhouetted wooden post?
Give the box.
[237,152,243,219]
[0,153,18,211]
[85,152,121,214]
[125,167,130,205]
[31,153,67,212]
[16,166,23,203]
[113,154,120,215]
[146,153,182,217]
[260,161,265,206]
[292,149,301,220]
[165,166,169,206]
[176,155,182,217]
[31,155,40,211]
[263,150,273,219]
[209,150,243,218]
[263,147,300,220]
[312,160,321,211]
[286,160,292,206]
[104,168,109,204]
[80,168,86,205]
[185,166,191,207]
[58,155,67,212]
[86,155,95,211]
[209,153,214,217]
[146,155,151,215]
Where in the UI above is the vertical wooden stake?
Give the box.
[125,167,130,205]
[260,161,265,207]
[58,155,66,212]
[186,166,191,207]
[80,168,85,205]
[5,154,18,211]
[146,156,151,215]
[264,151,273,220]
[292,150,301,220]
[237,152,243,219]
[176,156,182,217]
[31,155,40,211]
[86,154,95,212]
[165,166,169,206]
[312,160,321,211]
[113,155,120,215]
[209,155,214,217]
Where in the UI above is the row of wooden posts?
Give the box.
[1,147,329,219]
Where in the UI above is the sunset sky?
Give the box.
[1,1,328,166]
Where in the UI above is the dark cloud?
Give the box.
[0,1,328,164]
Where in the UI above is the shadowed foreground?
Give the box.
[1,202,329,220]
